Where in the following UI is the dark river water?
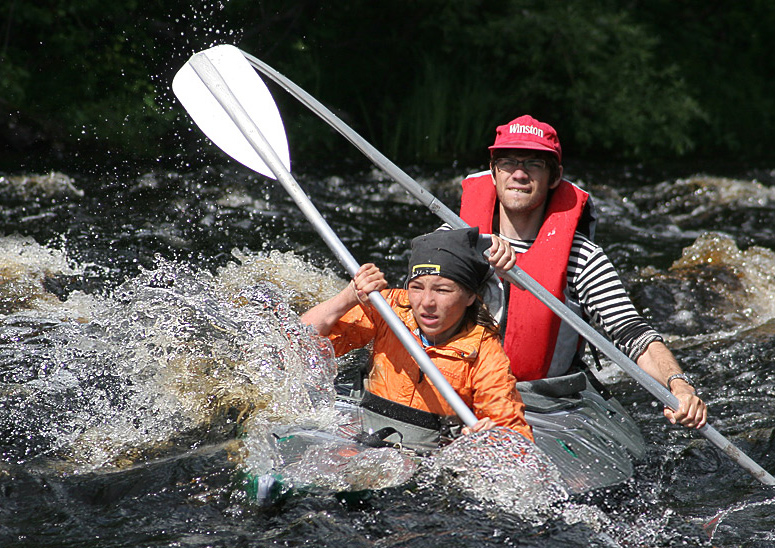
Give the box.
[1,155,775,547]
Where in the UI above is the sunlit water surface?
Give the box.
[1,163,774,547]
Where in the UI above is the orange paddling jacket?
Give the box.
[327,288,533,442]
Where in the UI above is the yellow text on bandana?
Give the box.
[411,263,441,277]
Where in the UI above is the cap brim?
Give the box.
[488,142,560,160]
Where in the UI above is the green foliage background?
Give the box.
[1,0,773,169]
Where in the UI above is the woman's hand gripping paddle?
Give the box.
[172,44,479,428]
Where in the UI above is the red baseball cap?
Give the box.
[488,115,562,162]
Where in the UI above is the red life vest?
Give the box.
[459,173,590,380]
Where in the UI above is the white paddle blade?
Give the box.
[172,44,290,179]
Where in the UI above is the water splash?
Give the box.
[704,496,775,545]
[0,234,84,315]
[0,172,85,203]
[219,247,345,313]
[670,232,775,326]
[642,176,775,222]
[0,239,345,474]
[265,430,417,495]
[635,231,775,342]
[418,429,569,517]
[410,427,661,542]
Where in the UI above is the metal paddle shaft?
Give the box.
[183,50,479,428]
[240,49,775,486]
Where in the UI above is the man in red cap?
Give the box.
[460,115,707,429]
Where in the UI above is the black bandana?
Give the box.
[406,228,491,292]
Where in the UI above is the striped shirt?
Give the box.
[501,232,662,362]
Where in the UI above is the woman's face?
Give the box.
[407,275,475,345]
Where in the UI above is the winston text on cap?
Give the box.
[509,124,544,137]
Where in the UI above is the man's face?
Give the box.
[490,152,561,217]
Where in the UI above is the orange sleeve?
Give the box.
[326,289,398,357]
[470,334,534,442]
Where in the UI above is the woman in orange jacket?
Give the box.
[302,227,533,451]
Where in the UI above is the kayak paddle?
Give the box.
[172,44,480,428]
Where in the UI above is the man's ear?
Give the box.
[549,165,564,189]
